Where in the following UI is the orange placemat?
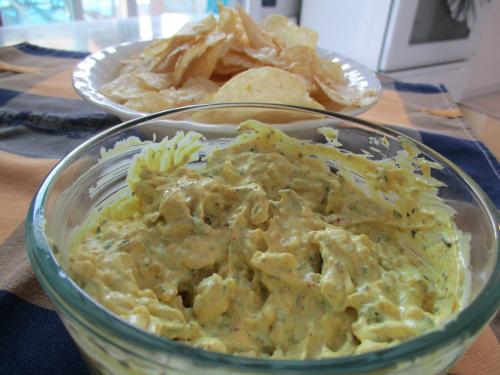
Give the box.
[0,43,498,374]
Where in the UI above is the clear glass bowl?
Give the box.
[26,103,500,375]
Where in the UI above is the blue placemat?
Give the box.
[0,43,498,374]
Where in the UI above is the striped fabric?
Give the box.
[0,43,498,375]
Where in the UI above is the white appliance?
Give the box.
[230,0,301,22]
[300,0,490,100]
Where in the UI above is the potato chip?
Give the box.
[183,34,233,80]
[151,42,193,73]
[171,43,209,86]
[212,65,237,76]
[142,36,202,72]
[260,14,318,49]
[173,31,228,86]
[160,84,214,108]
[177,14,217,37]
[210,67,321,106]
[214,50,261,76]
[139,15,219,74]
[213,61,245,76]
[222,50,261,68]
[182,76,219,92]
[135,72,172,90]
[125,92,173,112]
[277,46,317,84]
[217,3,249,51]
[141,14,216,58]
[276,46,345,93]
[236,5,275,50]
[192,67,324,123]
[318,59,345,85]
[99,73,154,102]
[170,76,218,105]
[315,78,377,108]
[142,36,193,61]
[119,57,151,75]
[242,47,280,65]
[124,77,219,113]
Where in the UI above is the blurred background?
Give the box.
[0,0,499,107]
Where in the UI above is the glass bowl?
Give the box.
[26,103,499,375]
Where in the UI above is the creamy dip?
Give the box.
[68,121,467,359]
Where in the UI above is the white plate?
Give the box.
[73,40,381,123]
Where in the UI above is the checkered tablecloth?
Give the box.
[0,43,498,375]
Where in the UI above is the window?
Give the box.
[0,0,230,26]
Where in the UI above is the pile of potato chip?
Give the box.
[100,3,377,117]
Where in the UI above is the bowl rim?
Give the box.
[26,103,500,372]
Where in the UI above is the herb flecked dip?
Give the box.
[67,121,468,359]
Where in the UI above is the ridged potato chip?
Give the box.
[236,5,275,50]
[182,76,219,93]
[143,15,217,59]
[173,31,228,86]
[125,92,172,112]
[243,47,280,66]
[125,76,218,112]
[214,50,262,76]
[192,67,324,124]
[210,67,322,107]
[260,14,318,49]
[99,73,153,102]
[184,34,234,80]
[150,42,192,74]
[163,77,218,107]
[218,3,249,51]
[135,72,172,90]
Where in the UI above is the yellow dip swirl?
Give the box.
[68,121,467,359]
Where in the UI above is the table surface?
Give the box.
[0,16,499,375]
